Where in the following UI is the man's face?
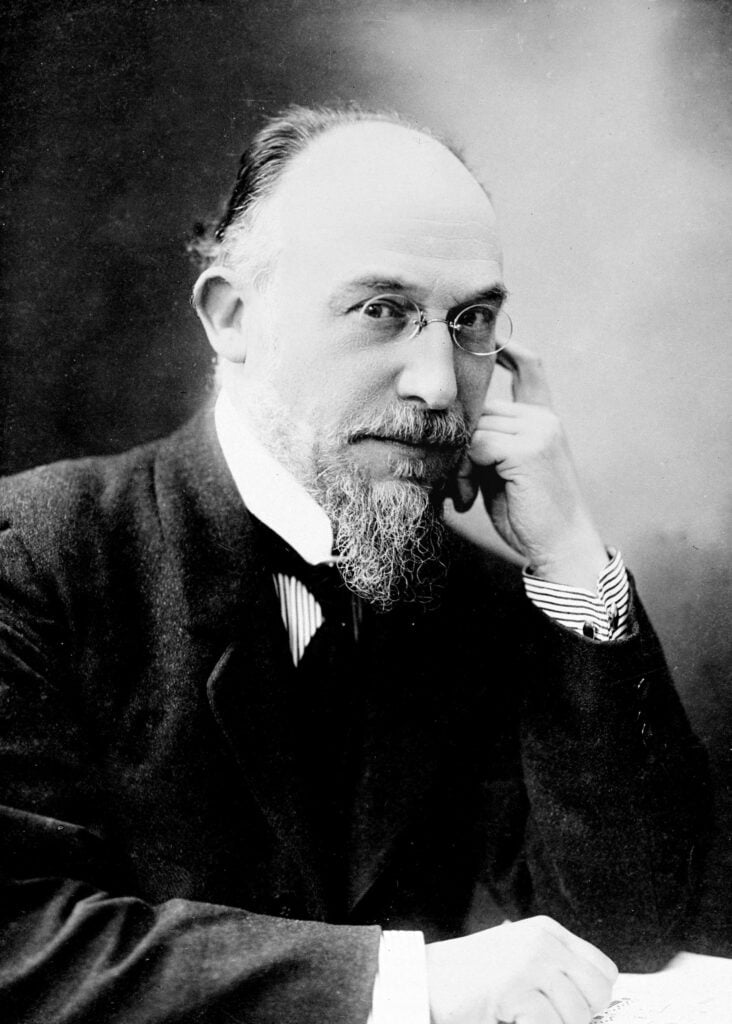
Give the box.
[237,122,505,497]
[224,122,504,607]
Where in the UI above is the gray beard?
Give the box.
[316,466,449,611]
[239,382,469,611]
[311,404,471,611]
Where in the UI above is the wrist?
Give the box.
[527,526,609,591]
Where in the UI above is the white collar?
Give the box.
[214,388,337,567]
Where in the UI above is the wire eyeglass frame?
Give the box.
[357,293,513,357]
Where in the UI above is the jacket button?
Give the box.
[635,675,649,700]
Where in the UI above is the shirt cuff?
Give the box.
[523,548,631,641]
[366,930,430,1024]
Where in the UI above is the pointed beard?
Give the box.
[310,404,470,610]
[315,466,450,612]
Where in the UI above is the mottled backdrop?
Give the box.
[2,0,731,946]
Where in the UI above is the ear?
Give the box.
[193,267,248,363]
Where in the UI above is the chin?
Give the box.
[355,457,439,494]
[389,451,458,492]
[349,441,453,484]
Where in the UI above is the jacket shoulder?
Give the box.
[0,413,216,580]
[0,438,176,637]
[0,406,220,523]
[0,438,162,535]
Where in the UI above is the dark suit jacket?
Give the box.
[0,411,709,1023]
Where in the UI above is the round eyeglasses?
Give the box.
[357,293,513,357]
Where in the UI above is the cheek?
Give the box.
[249,296,403,426]
[305,362,397,449]
[313,371,381,428]
[245,318,321,409]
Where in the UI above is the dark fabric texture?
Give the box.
[0,409,710,1023]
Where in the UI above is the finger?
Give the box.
[559,935,617,987]
[482,399,542,418]
[560,958,615,1017]
[466,432,516,469]
[533,918,617,984]
[472,415,522,437]
[497,341,553,407]
[500,989,562,1024]
[541,972,595,1024]
[532,934,613,1019]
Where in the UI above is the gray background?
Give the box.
[2,0,731,947]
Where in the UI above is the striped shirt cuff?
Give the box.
[523,549,630,641]
[366,931,430,1024]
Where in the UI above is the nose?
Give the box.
[396,321,459,410]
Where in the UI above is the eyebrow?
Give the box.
[335,277,412,298]
[461,285,508,307]
[332,276,508,309]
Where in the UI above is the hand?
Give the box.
[451,343,608,590]
[425,915,617,1024]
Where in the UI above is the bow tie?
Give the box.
[258,520,358,628]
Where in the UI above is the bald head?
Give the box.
[268,120,501,276]
[191,105,501,288]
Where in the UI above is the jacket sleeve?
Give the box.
[511,576,710,970]
[0,523,380,1024]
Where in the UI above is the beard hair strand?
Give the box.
[317,468,449,612]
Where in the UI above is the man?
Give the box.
[0,106,708,1024]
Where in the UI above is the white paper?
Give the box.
[592,953,732,1023]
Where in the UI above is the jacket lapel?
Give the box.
[153,410,328,913]
[205,633,329,917]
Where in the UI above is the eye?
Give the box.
[455,304,498,330]
[359,295,412,321]
[452,303,511,356]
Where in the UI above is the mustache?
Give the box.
[344,404,472,449]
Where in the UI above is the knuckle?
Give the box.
[524,936,550,962]
[531,914,554,929]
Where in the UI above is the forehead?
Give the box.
[270,122,503,302]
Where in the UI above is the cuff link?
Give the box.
[608,602,619,632]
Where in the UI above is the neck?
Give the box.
[220,371,317,491]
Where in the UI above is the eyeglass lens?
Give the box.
[357,294,511,356]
